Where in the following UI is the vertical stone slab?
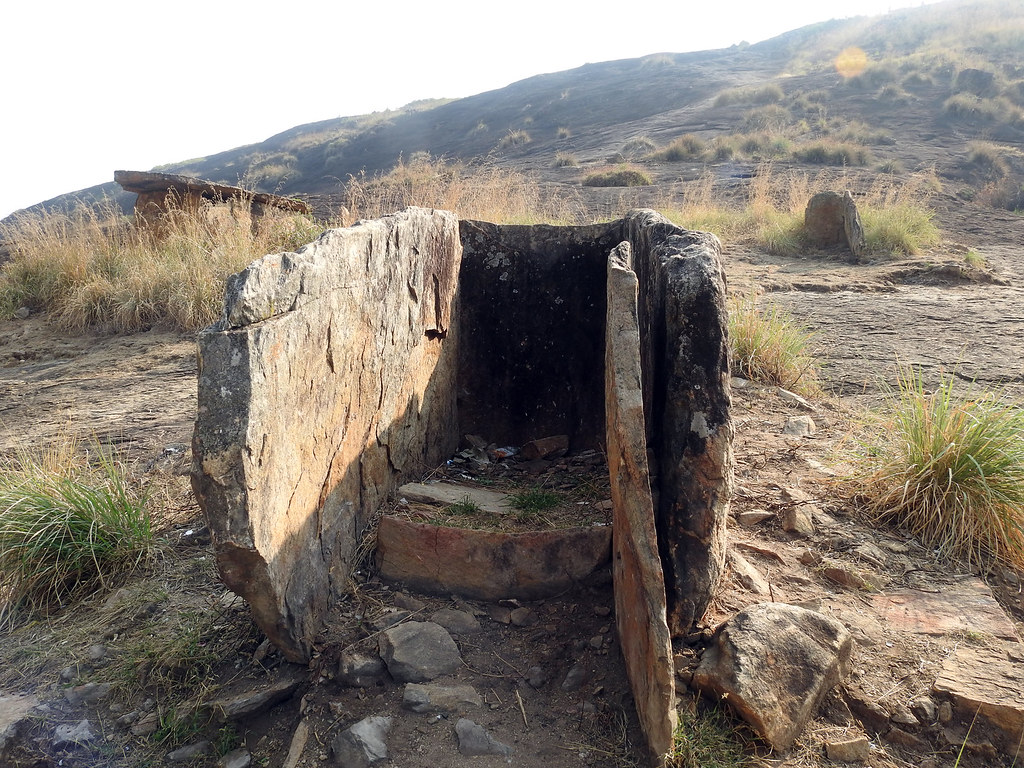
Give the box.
[606,241,677,766]
[192,207,461,662]
[624,210,733,635]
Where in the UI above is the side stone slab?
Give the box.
[192,207,462,662]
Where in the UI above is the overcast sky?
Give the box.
[1,0,945,219]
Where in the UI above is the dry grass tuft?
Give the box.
[728,296,821,396]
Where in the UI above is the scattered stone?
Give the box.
[331,715,392,767]
[798,548,823,566]
[53,719,95,747]
[890,703,919,726]
[13,307,30,320]
[825,736,870,762]
[871,578,1019,640]
[783,505,815,538]
[844,688,892,733]
[519,435,569,460]
[832,608,885,647]
[561,663,588,692]
[64,681,113,706]
[910,697,937,724]
[87,644,107,662]
[853,542,888,568]
[728,548,771,595]
[783,415,816,436]
[167,740,212,761]
[211,676,304,721]
[883,727,930,751]
[486,605,512,624]
[823,566,876,591]
[402,683,482,714]
[281,720,308,768]
[593,605,612,617]
[736,509,774,527]
[393,593,426,612]
[509,607,539,627]
[776,388,815,410]
[455,718,513,757]
[370,609,411,631]
[59,666,79,683]
[338,651,387,688]
[379,622,462,683]
[0,694,38,760]
[589,635,604,650]
[130,712,159,737]
[692,602,853,750]
[219,748,252,768]
[115,711,140,727]
[937,701,953,723]
[429,609,480,635]
[398,482,510,515]
[526,666,549,689]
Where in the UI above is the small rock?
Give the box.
[331,715,392,767]
[736,509,774,527]
[853,542,888,568]
[883,727,930,751]
[455,718,513,757]
[825,736,870,762]
[53,719,95,747]
[589,635,604,650]
[211,676,304,721]
[777,388,815,410]
[0,694,38,757]
[844,688,891,733]
[486,606,512,624]
[282,720,308,768]
[509,607,539,627]
[379,622,462,683]
[87,645,107,662]
[59,666,79,683]
[393,593,426,612]
[429,609,481,635]
[798,548,823,566]
[526,665,549,689]
[783,505,815,538]
[593,605,612,617]
[937,701,953,723]
[910,696,937,724]
[519,435,568,460]
[890,703,918,726]
[370,609,411,631]
[167,740,212,761]
[219,748,252,768]
[13,307,30,320]
[338,651,386,688]
[64,682,112,706]
[115,711,140,727]
[130,712,159,737]
[783,415,815,436]
[728,549,771,595]
[561,663,588,692]
[402,683,482,714]
[823,566,877,591]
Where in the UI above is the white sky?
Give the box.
[1,0,943,219]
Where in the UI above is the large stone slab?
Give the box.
[693,603,853,751]
[374,515,610,600]
[397,482,511,515]
[933,644,1024,753]
[192,208,462,662]
[871,578,1020,641]
[605,241,676,766]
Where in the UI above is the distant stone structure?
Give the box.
[114,170,310,232]
[191,207,733,766]
[804,190,866,260]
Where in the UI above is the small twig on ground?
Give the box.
[515,688,529,728]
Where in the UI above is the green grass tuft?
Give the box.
[668,700,748,768]
[729,298,820,396]
[849,367,1024,570]
[0,438,154,627]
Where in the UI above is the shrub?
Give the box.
[0,438,154,627]
[620,137,657,159]
[793,141,873,166]
[648,134,706,162]
[728,297,820,395]
[849,368,1024,570]
[742,104,791,132]
[582,165,652,187]
[553,152,579,167]
[556,126,572,139]
[713,84,784,107]
[965,140,1010,178]
[497,129,531,149]
[944,94,1023,125]
[860,203,940,254]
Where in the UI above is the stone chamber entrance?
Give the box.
[191,207,733,764]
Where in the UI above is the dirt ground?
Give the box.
[1,192,1024,768]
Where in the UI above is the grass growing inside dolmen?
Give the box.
[850,367,1024,570]
[728,297,820,396]
[0,438,155,628]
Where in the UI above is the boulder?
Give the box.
[378,622,462,683]
[804,191,865,260]
[692,603,854,750]
[193,208,462,662]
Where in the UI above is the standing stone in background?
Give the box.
[804,191,865,261]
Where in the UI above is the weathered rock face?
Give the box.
[804,190,865,260]
[692,603,854,750]
[192,208,462,662]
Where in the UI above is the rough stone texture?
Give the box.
[53,719,95,747]
[871,578,1021,641]
[804,191,865,260]
[429,609,481,635]
[337,651,387,688]
[193,208,462,662]
[331,715,392,768]
[397,482,510,515]
[402,683,482,713]
[933,644,1024,753]
[0,694,37,761]
[210,677,304,721]
[375,515,611,600]
[693,602,854,750]
[219,748,252,768]
[378,622,462,683]
[825,736,870,762]
[605,241,677,765]
[623,211,732,634]
[455,718,513,757]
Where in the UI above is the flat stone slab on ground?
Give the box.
[933,643,1024,751]
[0,694,38,758]
[398,483,510,515]
[871,578,1020,641]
